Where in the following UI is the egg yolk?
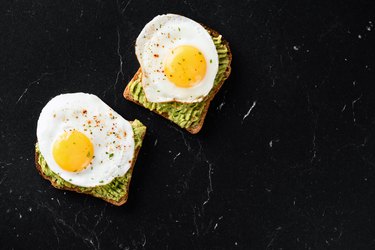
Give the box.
[52,130,94,172]
[164,45,207,88]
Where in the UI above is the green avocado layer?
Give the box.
[128,33,230,129]
[36,119,146,202]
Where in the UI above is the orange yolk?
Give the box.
[164,45,207,88]
[52,130,94,172]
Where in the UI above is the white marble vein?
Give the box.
[351,94,362,124]
[16,72,54,104]
[173,152,181,162]
[118,0,133,14]
[202,162,213,208]
[242,100,257,122]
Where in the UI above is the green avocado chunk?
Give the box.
[36,119,146,202]
[128,34,230,129]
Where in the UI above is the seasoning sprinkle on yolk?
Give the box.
[164,45,206,88]
[52,130,94,172]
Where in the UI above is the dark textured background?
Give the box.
[1,0,375,249]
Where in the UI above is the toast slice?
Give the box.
[124,27,232,134]
[35,119,146,206]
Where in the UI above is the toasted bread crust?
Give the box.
[124,26,232,134]
[35,121,146,206]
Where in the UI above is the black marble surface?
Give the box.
[1,0,375,249]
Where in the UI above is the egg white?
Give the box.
[135,14,219,103]
[37,93,135,187]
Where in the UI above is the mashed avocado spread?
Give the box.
[128,33,230,129]
[35,119,146,202]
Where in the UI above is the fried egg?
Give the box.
[135,14,219,103]
[37,93,135,187]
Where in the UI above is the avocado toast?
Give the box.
[35,120,146,206]
[124,27,232,134]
